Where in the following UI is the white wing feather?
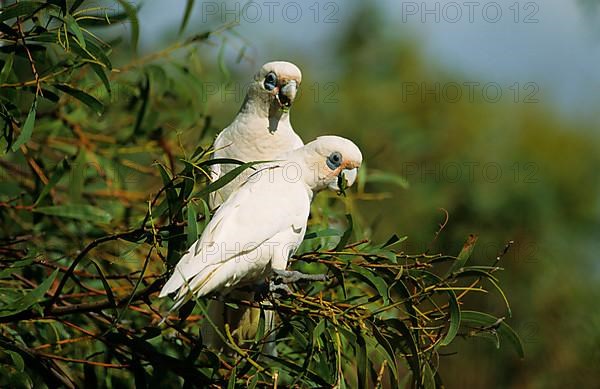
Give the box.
[159,168,310,308]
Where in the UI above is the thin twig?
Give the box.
[16,17,42,96]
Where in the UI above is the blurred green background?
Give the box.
[122,0,599,387]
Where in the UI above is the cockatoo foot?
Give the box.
[272,269,329,284]
[268,281,293,295]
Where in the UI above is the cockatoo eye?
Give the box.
[264,72,278,91]
[326,151,343,170]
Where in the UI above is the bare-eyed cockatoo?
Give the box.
[159,136,362,353]
[209,61,304,208]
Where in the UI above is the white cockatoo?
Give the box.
[209,61,304,208]
[202,61,303,351]
[159,136,362,352]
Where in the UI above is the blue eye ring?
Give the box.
[327,151,343,170]
[264,72,277,91]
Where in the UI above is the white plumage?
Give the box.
[197,61,304,351]
[209,61,304,208]
[159,137,363,348]
[159,171,311,308]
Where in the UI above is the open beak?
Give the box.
[275,80,297,109]
[328,168,358,192]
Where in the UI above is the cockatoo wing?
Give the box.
[159,167,310,306]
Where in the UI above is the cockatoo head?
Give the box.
[252,61,302,111]
[298,136,363,192]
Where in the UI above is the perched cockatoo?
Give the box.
[203,61,303,351]
[209,61,304,208]
[159,136,363,352]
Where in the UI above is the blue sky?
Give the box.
[133,0,600,122]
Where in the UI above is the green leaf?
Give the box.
[192,161,267,199]
[439,289,461,346]
[356,331,368,389]
[88,260,117,316]
[0,1,47,23]
[422,363,436,389]
[369,323,399,385]
[304,228,342,240]
[186,203,198,247]
[388,279,418,327]
[69,0,85,14]
[145,64,168,93]
[334,214,353,251]
[0,269,59,317]
[487,277,513,318]
[34,204,112,223]
[11,100,36,151]
[179,0,195,36]
[49,0,67,15]
[291,325,310,348]
[69,36,109,67]
[178,165,195,205]
[0,258,35,279]
[227,366,237,389]
[26,31,57,43]
[116,0,139,53]
[447,234,478,275]
[252,307,266,346]
[65,14,85,49]
[157,164,187,267]
[156,163,178,218]
[81,35,112,69]
[0,53,14,84]
[77,10,130,27]
[91,64,111,95]
[69,149,86,202]
[224,302,238,310]
[349,264,389,305]
[6,350,24,372]
[34,157,70,206]
[461,310,524,358]
[199,198,210,231]
[380,234,408,249]
[312,319,326,346]
[54,83,103,114]
[385,318,421,383]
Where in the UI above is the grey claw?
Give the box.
[272,269,329,284]
[269,281,293,295]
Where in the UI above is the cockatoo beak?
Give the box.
[328,168,358,192]
[276,80,298,109]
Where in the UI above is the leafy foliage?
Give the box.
[0,1,521,387]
